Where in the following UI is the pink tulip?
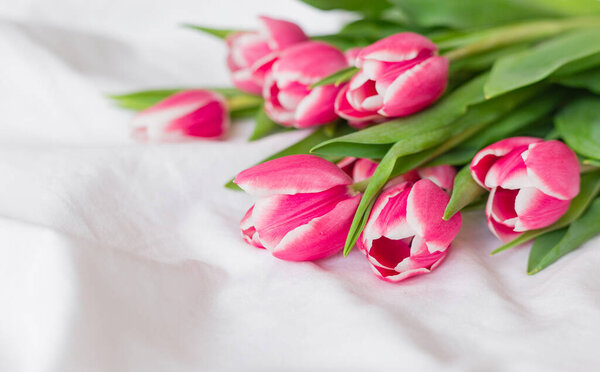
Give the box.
[132,90,228,141]
[344,47,362,66]
[263,41,349,128]
[226,16,308,95]
[335,33,448,126]
[470,137,580,242]
[235,155,361,261]
[337,157,379,182]
[357,179,462,282]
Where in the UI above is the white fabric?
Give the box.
[1,1,599,371]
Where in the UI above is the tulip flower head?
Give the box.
[263,41,349,128]
[470,137,580,242]
[226,16,308,95]
[132,90,228,141]
[335,32,448,126]
[358,178,462,282]
[235,155,361,261]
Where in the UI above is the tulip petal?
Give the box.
[523,140,581,200]
[295,85,342,128]
[487,214,522,242]
[486,187,518,227]
[378,56,448,117]
[231,68,263,95]
[271,41,348,86]
[357,32,437,64]
[267,193,361,261]
[167,100,228,139]
[470,137,542,188]
[353,158,378,182]
[514,187,571,231]
[334,84,384,123]
[362,182,413,249]
[406,179,462,252]
[484,146,536,190]
[235,154,353,197]
[417,165,456,191]
[259,16,308,50]
[240,206,265,249]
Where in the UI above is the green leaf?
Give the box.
[313,73,489,155]
[585,159,600,167]
[485,28,600,98]
[491,170,600,254]
[109,89,182,111]
[224,125,354,190]
[387,0,600,29]
[528,197,600,274]
[338,19,410,39]
[309,67,359,89]
[527,228,568,272]
[182,24,240,39]
[555,67,600,94]
[249,107,289,141]
[443,166,486,220]
[109,88,262,118]
[555,96,600,160]
[428,90,565,166]
[299,0,392,16]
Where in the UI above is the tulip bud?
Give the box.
[335,32,448,125]
[470,137,580,242]
[263,41,349,128]
[132,90,228,141]
[358,179,462,282]
[226,16,308,95]
[235,155,361,261]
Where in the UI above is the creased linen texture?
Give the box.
[1,1,599,371]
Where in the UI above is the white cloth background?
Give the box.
[1,1,599,371]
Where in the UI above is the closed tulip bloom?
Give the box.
[263,41,349,128]
[235,155,361,261]
[335,32,448,125]
[132,90,228,141]
[226,16,308,95]
[470,137,580,242]
[358,179,462,282]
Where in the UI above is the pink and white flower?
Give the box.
[470,137,580,242]
[235,155,361,261]
[132,90,228,141]
[263,41,349,128]
[357,179,462,282]
[226,16,308,95]
[335,32,448,126]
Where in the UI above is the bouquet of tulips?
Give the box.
[111,0,600,283]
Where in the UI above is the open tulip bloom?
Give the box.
[113,8,600,280]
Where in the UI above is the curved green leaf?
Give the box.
[555,96,600,160]
[183,24,240,39]
[556,67,600,94]
[485,28,600,98]
[443,166,486,220]
[528,197,600,274]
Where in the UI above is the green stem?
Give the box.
[444,16,600,62]
[351,178,371,193]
